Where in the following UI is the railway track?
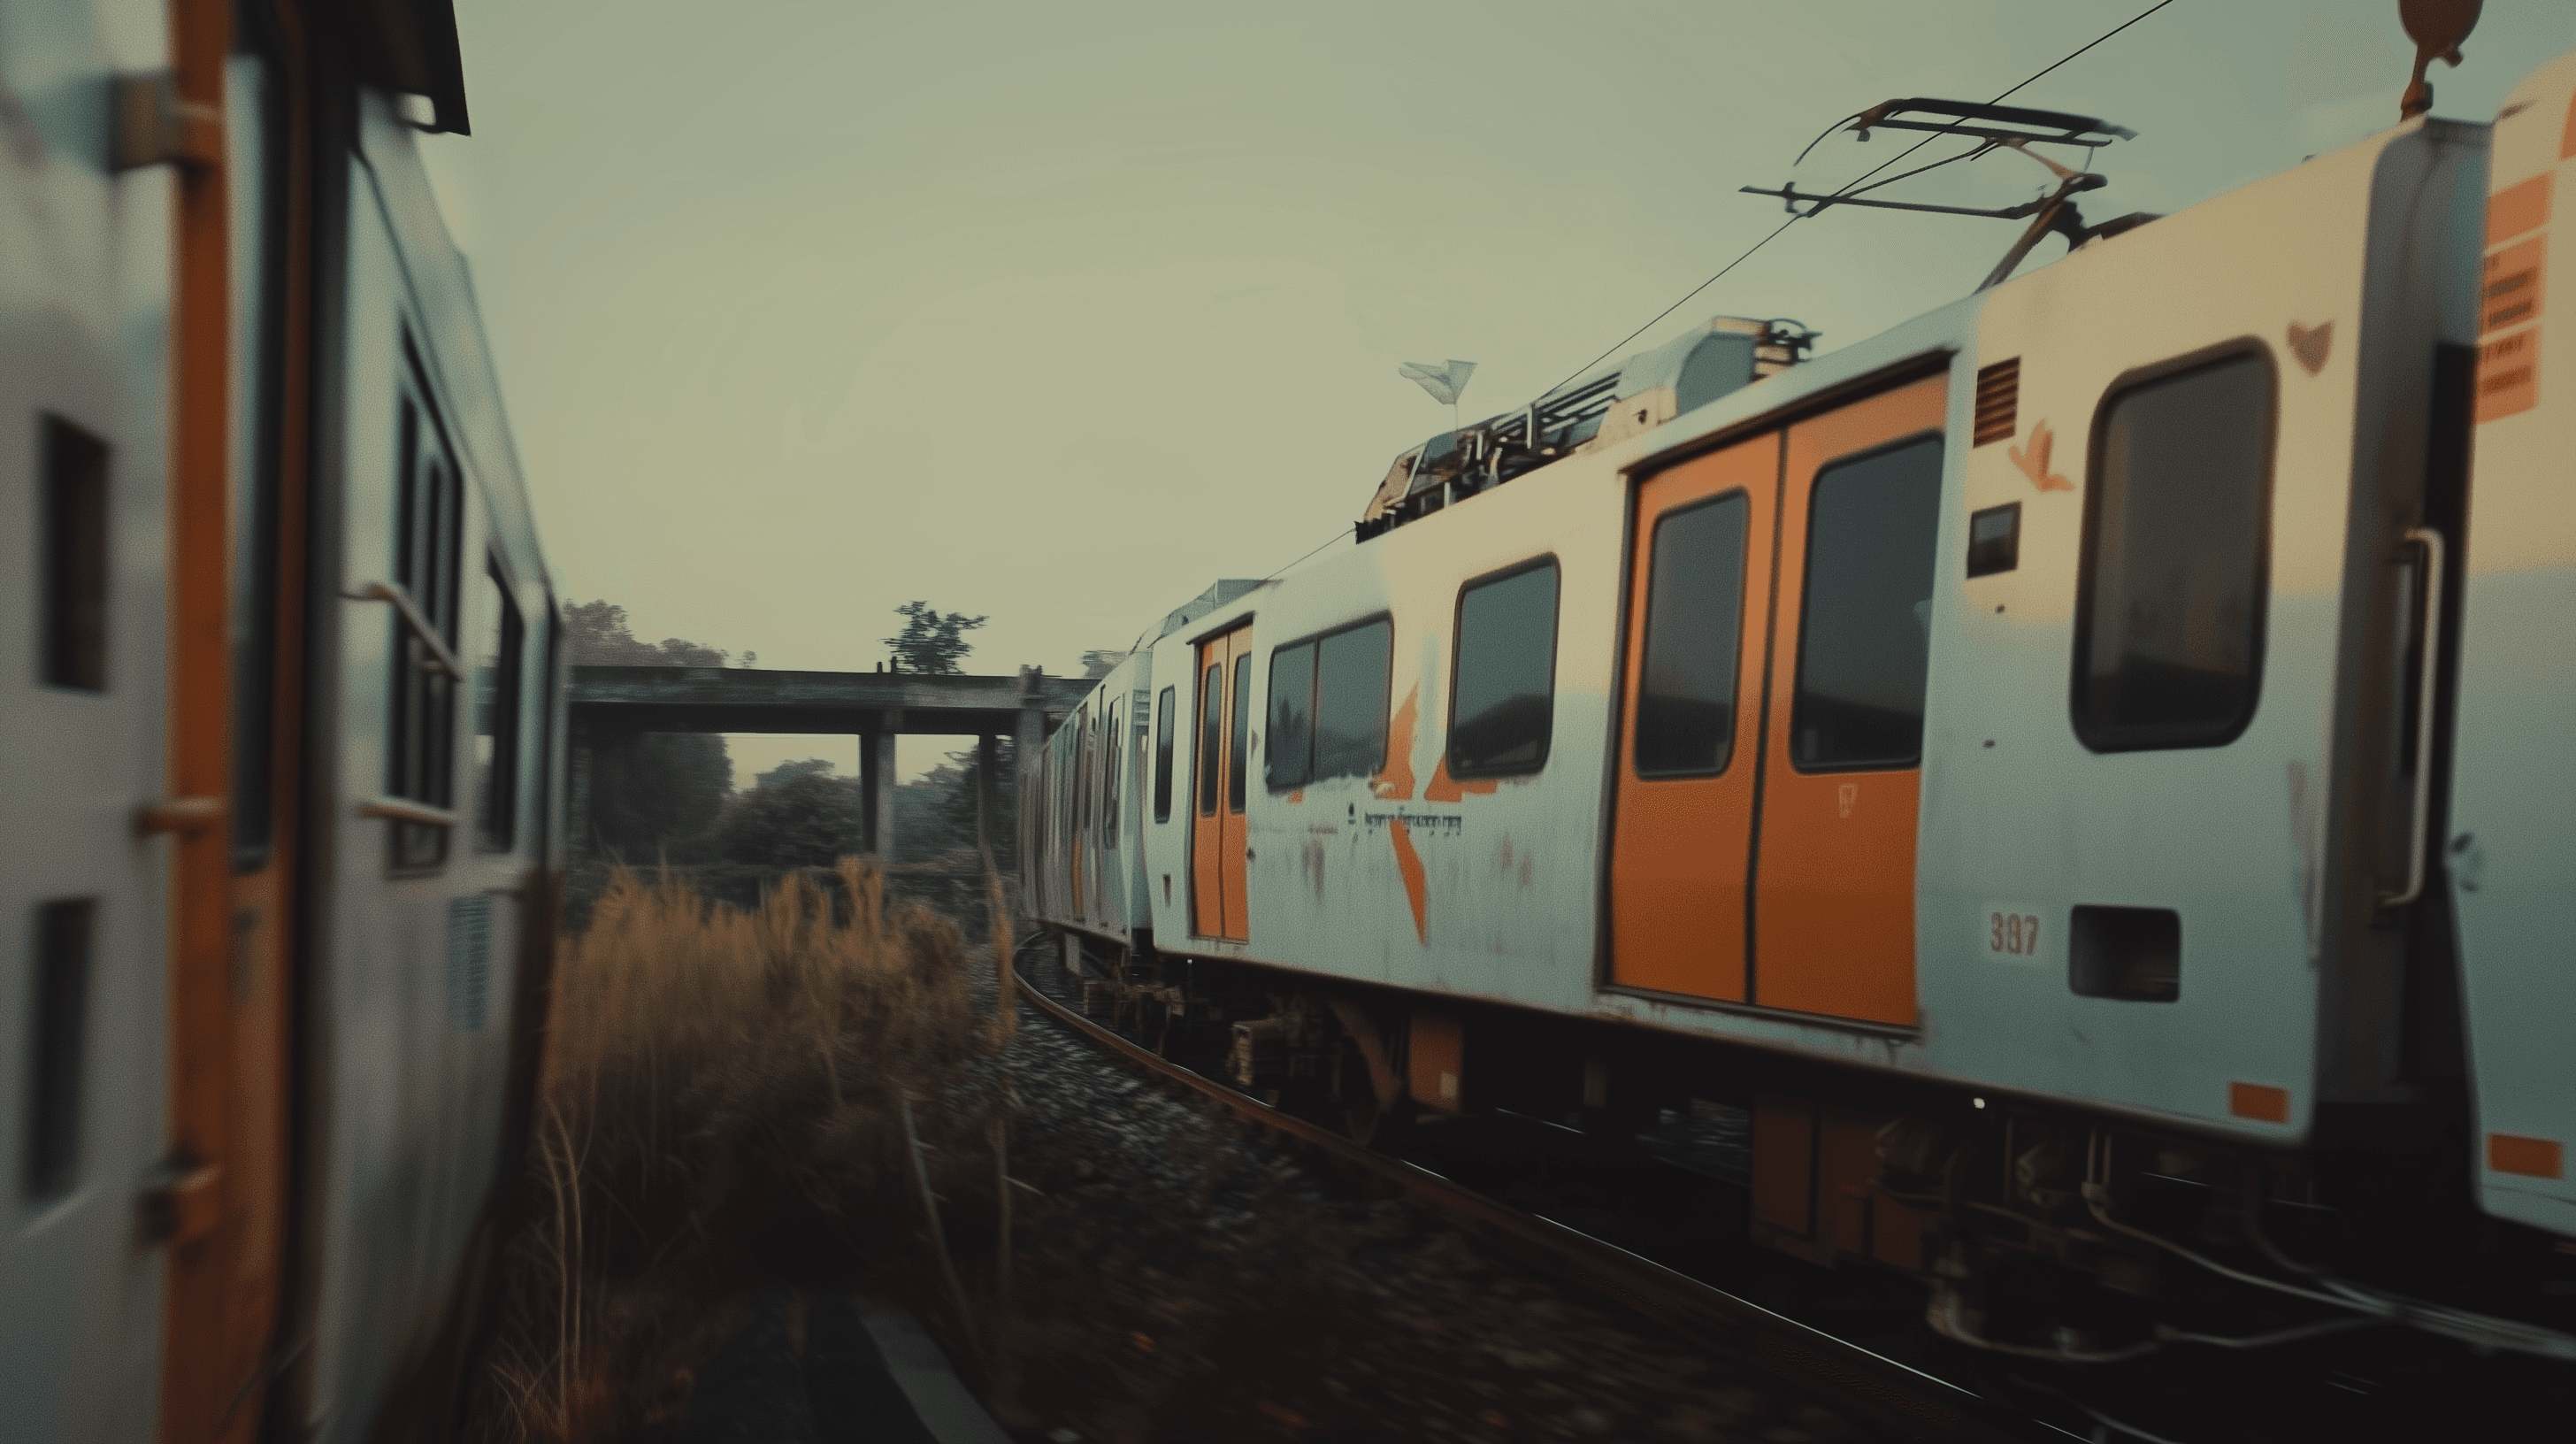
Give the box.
[1008,962,2051,1444]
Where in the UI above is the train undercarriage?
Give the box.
[1033,927,2576,1432]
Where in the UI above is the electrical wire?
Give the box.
[1543,0,2179,396]
[1257,0,2181,584]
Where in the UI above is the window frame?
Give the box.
[472,554,525,853]
[1153,686,1177,823]
[1445,555,1562,781]
[1264,611,1395,794]
[1632,491,1752,781]
[2068,340,2279,755]
[387,342,468,871]
[1785,429,1946,775]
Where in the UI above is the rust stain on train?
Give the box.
[1388,819,1429,944]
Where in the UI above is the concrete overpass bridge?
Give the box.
[566,664,1095,860]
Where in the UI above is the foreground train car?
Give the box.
[4,4,562,1442]
[1029,55,2576,1362]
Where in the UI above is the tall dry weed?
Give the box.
[468,859,1008,1443]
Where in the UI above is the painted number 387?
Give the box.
[1989,912,2041,956]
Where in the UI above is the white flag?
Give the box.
[1399,359,1476,406]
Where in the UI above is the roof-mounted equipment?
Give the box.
[1742,99,2150,291]
[1357,315,1815,541]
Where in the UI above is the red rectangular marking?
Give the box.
[2228,1081,2290,1124]
[2482,236,2546,336]
[2487,173,2552,247]
[2488,1133,2565,1179]
[2478,327,2541,424]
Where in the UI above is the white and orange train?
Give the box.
[4,4,564,1444]
[1026,51,2576,1363]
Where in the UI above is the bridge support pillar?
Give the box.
[862,714,901,860]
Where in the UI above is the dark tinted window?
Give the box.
[1197,664,1222,817]
[1314,621,1392,780]
[1790,436,1943,772]
[22,899,93,1200]
[1266,641,1315,790]
[1228,655,1251,813]
[1154,687,1176,822]
[1636,495,1748,777]
[1105,701,1123,847]
[40,415,110,692]
[1450,562,1559,776]
[2074,353,2272,750]
[388,380,465,868]
[472,563,523,850]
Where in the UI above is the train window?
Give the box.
[1267,619,1394,790]
[1105,703,1123,848]
[473,561,523,851]
[1228,654,1252,814]
[20,899,93,1200]
[1790,436,1944,772]
[1314,621,1392,781]
[1075,710,1091,833]
[1265,641,1315,790]
[40,414,111,692]
[387,376,464,869]
[1197,664,1223,817]
[1154,687,1177,823]
[2074,352,2273,751]
[1636,495,1749,777]
[1449,559,1560,777]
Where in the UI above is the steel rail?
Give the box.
[1010,972,2039,1444]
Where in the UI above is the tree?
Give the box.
[710,761,866,870]
[1079,649,1131,680]
[564,600,737,860]
[883,602,986,675]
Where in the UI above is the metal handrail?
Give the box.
[342,580,464,680]
[2381,526,2446,907]
[355,796,456,828]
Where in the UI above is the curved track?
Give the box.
[1010,969,2044,1444]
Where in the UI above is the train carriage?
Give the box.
[3,4,567,1442]
[1028,50,2576,1363]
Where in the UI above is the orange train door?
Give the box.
[1610,434,1781,998]
[1190,624,1253,940]
[1751,374,1947,1024]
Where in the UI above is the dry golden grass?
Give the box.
[466,859,1013,1443]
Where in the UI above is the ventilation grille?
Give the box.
[1973,357,2020,447]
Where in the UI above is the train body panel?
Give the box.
[296,92,556,1443]
[2452,51,2576,1236]
[4,6,564,1441]
[1027,98,2560,1225]
[2,3,181,1440]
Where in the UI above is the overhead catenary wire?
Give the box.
[1255,0,2181,585]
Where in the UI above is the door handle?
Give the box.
[141,1155,221,1246]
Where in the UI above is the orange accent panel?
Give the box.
[1192,650,1225,935]
[1388,819,1429,945]
[2477,327,2540,423]
[162,1,249,1440]
[1373,685,1418,801]
[1610,433,1779,999]
[2483,235,2547,335]
[2488,1133,2565,1179]
[2228,1081,2291,1123]
[1752,375,1946,1024]
[2563,89,2576,160]
[1407,1010,1463,1110]
[1751,1094,1815,1239]
[2488,173,2552,246]
[1220,634,1251,940]
[1422,752,1499,803]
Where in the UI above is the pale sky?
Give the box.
[416,0,2576,787]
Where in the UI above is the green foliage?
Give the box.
[564,600,736,860]
[1079,649,1131,680]
[711,762,866,869]
[891,739,1016,866]
[883,601,986,675]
